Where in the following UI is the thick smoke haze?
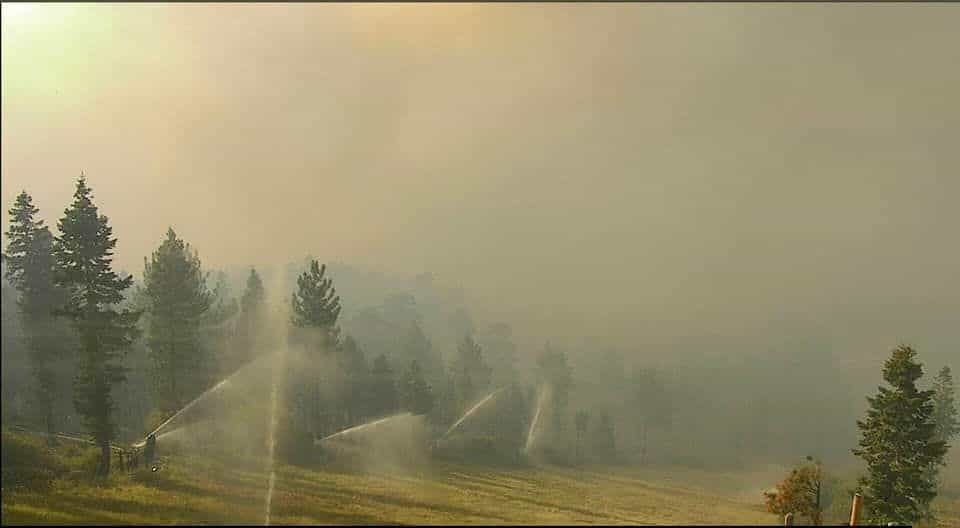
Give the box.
[2,4,958,366]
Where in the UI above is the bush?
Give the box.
[765,458,831,525]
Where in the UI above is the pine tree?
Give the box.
[590,410,616,462]
[932,366,959,447]
[241,268,265,317]
[4,191,43,289]
[235,267,266,365]
[629,367,672,464]
[1,262,28,424]
[451,333,491,412]
[401,321,443,388]
[398,359,435,415]
[370,354,398,417]
[438,374,459,426]
[853,345,948,524]
[142,228,213,413]
[290,260,341,348]
[289,260,343,438]
[339,335,370,423]
[498,383,529,460]
[54,176,141,475]
[575,410,590,465]
[4,192,69,439]
[207,270,240,327]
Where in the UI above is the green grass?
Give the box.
[266,462,780,525]
[3,430,959,526]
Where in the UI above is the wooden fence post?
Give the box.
[849,493,862,526]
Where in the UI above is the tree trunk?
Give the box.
[99,443,111,476]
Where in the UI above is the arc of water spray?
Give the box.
[134,354,270,448]
[264,347,284,526]
[135,378,231,447]
[443,388,503,439]
[316,413,411,445]
[524,385,547,454]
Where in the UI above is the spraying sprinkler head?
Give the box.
[144,433,158,465]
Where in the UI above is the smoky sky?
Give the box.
[2,4,958,358]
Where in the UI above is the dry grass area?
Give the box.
[3,430,959,526]
[267,463,775,525]
[3,458,776,525]
[1,432,774,526]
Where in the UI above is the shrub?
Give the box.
[765,458,827,525]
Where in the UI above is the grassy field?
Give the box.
[2,430,958,526]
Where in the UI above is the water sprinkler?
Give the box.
[144,433,157,465]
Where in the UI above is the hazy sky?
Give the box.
[2,4,958,356]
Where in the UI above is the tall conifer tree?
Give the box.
[339,335,370,423]
[451,334,491,412]
[370,354,398,417]
[290,260,341,348]
[288,260,342,437]
[142,228,212,412]
[401,321,443,388]
[590,410,617,462]
[932,366,959,446]
[236,267,267,365]
[853,345,947,524]
[398,359,434,415]
[54,176,141,475]
[241,268,265,317]
[4,192,69,439]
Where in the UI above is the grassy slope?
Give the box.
[268,463,774,525]
[3,462,774,526]
[3,431,958,526]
